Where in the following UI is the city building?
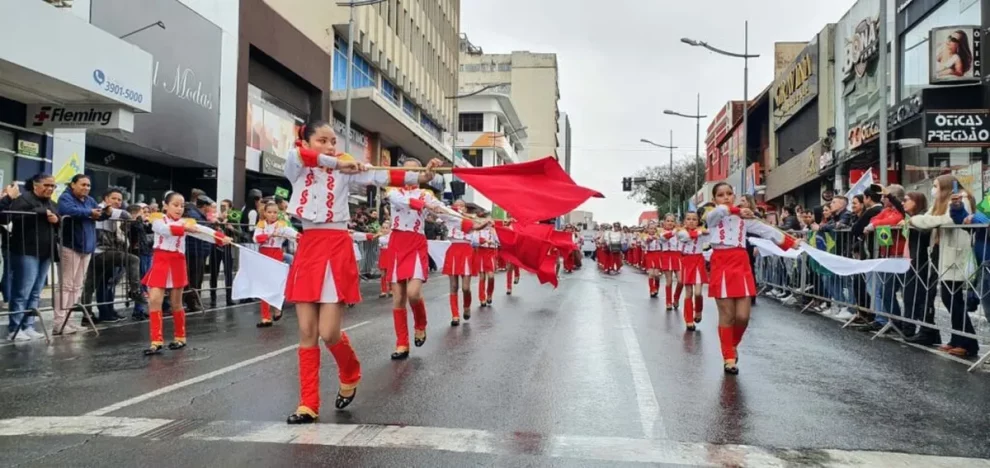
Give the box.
[763,24,838,209]
[453,88,526,211]
[564,209,593,227]
[259,0,460,205]
[559,112,572,174]
[0,1,233,204]
[458,36,560,161]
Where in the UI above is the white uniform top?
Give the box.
[284,147,418,229]
[448,220,473,243]
[659,229,681,252]
[705,205,786,249]
[476,226,499,248]
[676,229,710,255]
[149,214,219,254]
[385,187,447,235]
[643,231,663,251]
[253,220,299,248]
[604,231,623,245]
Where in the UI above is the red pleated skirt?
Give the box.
[377,247,391,271]
[475,247,498,273]
[443,242,477,276]
[285,229,361,304]
[658,251,681,272]
[389,230,429,282]
[260,246,285,262]
[142,250,188,289]
[708,248,756,299]
[679,253,709,285]
[643,251,662,270]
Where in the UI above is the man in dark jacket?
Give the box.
[82,188,146,323]
[183,193,214,311]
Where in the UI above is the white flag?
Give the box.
[845,171,874,212]
[427,240,451,267]
[231,247,289,309]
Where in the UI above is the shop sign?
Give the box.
[925,110,990,147]
[16,140,39,157]
[847,119,880,150]
[818,150,834,171]
[261,151,287,176]
[773,40,819,130]
[841,15,880,81]
[888,93,923,130]
[929,26,982,85]
[25,104,134,131]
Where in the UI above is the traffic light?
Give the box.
[622,177,632,192]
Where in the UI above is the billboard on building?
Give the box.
[929,26,982,84]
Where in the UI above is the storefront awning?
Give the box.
[764,140,823,200]
[330,88,453,164]
[0,1,153,114]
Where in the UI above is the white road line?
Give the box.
[611,286,664,439]
[1,416,987,467]
[84,320,371,417]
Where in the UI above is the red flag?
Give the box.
[493,225,559,287]
[453,157,603,224]
[513,223,577,257]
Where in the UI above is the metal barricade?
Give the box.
[755,225,990,372]
[0,210,55,343]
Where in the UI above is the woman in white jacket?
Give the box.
[908,174,980,357]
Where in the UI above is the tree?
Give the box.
[628,158,706,216]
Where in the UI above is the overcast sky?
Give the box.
[461,0,858,225]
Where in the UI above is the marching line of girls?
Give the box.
[383,161,490,361]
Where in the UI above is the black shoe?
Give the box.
[724,362,739,375]
[414,333,427,347]
[905,331,941,346]
[464,310,471,320]
[506,291,512,296]
[144,344,164,356]
[486,300,493,306]
[451,318,460,327]
[391,350,410,360]
[335,388,357,409]
[686,324,696,332]
[273,311,283,322]
[167,341,186,350]
[257,321,274,328]
[286,412,317,425]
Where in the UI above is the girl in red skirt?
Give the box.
[443,200,486,325]
[475,218,499,304]
[676,211,709,331]
[386,164,486,360]
[706,182,797,374]
[376,224,392,298]
[562,225,580,273]
[643,221,663,297]
[283,120,438,424]
[253,201,298,327]
[658,214,683,311]
[143,192,229,356]
[502,219,521,293]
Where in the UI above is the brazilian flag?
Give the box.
[978,193,990,218]
[227,209,243,223]
[807,231,835,277]
[876,226,893,247]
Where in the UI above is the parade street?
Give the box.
[1,268,989,467]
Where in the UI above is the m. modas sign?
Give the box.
[925,110,990,147]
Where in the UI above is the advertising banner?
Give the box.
[773,39,819,130]
[924,109,990,147]
[929,26,982,84]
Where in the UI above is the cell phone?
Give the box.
[952,180,959,194]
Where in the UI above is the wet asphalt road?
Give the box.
[1,266,989,467]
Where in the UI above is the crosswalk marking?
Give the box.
[1,416,987,467]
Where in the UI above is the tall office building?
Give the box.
[262,0,460,168]
[458,35,560,161]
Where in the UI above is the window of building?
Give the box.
[497,63,511,72]
[462,149,483,167]
[900,0,980,97]
[333,37,377,90]
[382,78,399,105]
[421,114,441,141]
[403,97,417,118]
[459,113,484,132]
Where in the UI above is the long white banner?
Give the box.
[748,238,911,275]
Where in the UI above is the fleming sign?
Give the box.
[773,40,819,130]
[26,105,134,131]
[925,110,990,147]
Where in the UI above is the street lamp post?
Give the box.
[682,21,759,195]
[640,133,677,214]
[337,0,388,155]
[663,93,707,205]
